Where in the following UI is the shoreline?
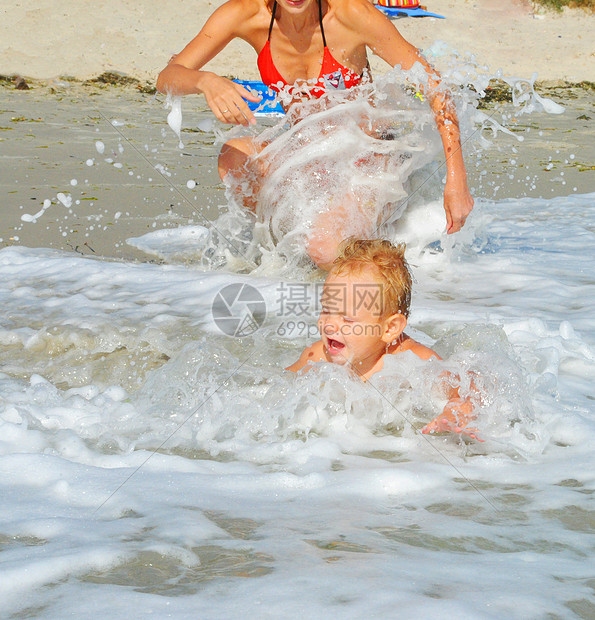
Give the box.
[2,71,594,96]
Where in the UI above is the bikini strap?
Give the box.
[268,1,277,41]
[318,0,327,48]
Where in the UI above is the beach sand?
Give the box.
[1,0,594,83]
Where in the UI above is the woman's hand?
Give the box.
[197,72,262,126]
[157,59,261,126]
[443,177,474,234]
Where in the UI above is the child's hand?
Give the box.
[421,413,483,442]
[421,399,484,442]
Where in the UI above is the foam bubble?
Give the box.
[56,193,72,208]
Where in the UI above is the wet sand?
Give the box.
[1,81,593,260]
[1,83,224,260]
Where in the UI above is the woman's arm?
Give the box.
[339,0,474,233]
[156,0,262,125]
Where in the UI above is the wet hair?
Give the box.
[330,238,412,318]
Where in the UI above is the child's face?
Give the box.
[317,266,404,375]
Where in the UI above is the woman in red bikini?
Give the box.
[156,0,474,266]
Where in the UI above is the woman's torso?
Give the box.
[237,0,369,90]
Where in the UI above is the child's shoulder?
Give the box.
[286,340,326,373]
[391,334,441,361]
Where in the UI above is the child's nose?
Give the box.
[321,315,339,334]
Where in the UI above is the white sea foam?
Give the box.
[56,192,72,208]
[2,188,595,616]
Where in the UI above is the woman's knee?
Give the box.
[306,232,341,271]
[218,137,257,181]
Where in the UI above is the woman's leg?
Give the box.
[218,137,264,212]
[306,211,345,270]
[306,198,375,270]
[218,139,379,270]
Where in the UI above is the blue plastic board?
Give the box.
[376,6,445,18]
[233,79,285,116]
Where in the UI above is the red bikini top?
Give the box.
[257,1,364,99]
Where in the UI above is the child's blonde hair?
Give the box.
[330,238,412,317]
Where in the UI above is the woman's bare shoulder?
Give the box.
[331,0,387,28]
[330,0,411,61]
[206,0,268,30]
[188,0,269,49]
[219,0,266,14]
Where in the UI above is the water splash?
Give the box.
[193,58,564,274]
[165,94,184,149]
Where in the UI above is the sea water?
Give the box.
[1,65,594,618]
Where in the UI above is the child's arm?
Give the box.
[403,339,483,441]
[286,340,325,373]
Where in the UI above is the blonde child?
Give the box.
[287,238,481,440]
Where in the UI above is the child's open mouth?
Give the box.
[326,338,345,355]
